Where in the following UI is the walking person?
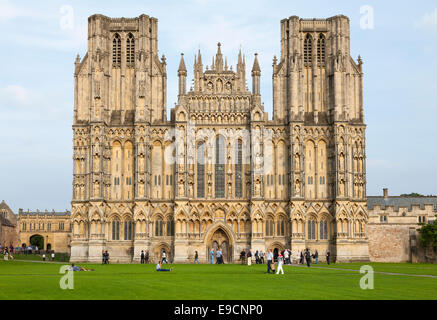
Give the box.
[266,250,273,274]
[102,250,105,264]
[276,253,284,274]
[216,249,222,264]
[51,251,55,261]
[42,253,46,261]
[161,250,168,264]
[145,250,150,264]
[305,249,311,267]
[260,251,264,264]
[247,250,252,266]
[240,250,246,265]
[105,251,110,264]
[300,251,304,265]
[326,250,331,265]
[209,248,214,264]
[284,249,289,265]
[140,250,145,264]
[315,250,319,264]
[194,251,199,264]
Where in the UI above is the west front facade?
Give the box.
[70,14,369,263]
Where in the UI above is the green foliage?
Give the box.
[400,193,425,197]
[418,216,437,247]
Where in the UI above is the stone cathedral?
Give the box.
[70,14,369,263]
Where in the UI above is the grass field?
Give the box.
[0,260,436,300]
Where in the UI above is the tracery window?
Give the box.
[320,220,328,240]
[126,33,135,66]
[235,140,243,198]
[317,34,326,65]
[304,34,313,65]
[215,135,225,198]
[112,33,121,66]
[112,220,120,240]
[124,221,133,240]
[307,218,316,240]
[197,142,205,198]
[265,219,274,236]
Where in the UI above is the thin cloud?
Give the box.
[0,85,32,107]
[415,9,437,32]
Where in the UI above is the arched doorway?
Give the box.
[269,243,285,263]
[207,228,233,263]
[153,243,172,264]
[30,235,44,250]
[47,244,52,251]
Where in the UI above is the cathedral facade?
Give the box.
[70,14,369,263]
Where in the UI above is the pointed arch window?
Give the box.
[304,34,313,66]
[215,135,226,198]
[112,33,121,66]
[235,140,243,198]
[126,33,135,66]
[124,221,133,240]
[307,218,316,240]
[320,219,328,240]
[197,142,205,198]
[112,220,120,240]
[317,34,326,65]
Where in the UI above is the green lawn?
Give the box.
[0,260,436,300]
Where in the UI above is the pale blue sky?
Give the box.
[0,0,436,212]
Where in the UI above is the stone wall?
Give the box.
[368,224,411,262]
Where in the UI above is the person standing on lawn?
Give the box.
[315,250,319,264]
[140,250,145,264]
[209,248,214,264]
[247,250,252,266]
[276,253,284,274]
[266,250,273,274]
[326,250,331,265]
[194,251,199,264]
[305,249,311,267]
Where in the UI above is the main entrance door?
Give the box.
[207,228,232,263]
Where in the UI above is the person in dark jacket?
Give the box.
[326,250,331,265]
[315,250,319,264]
[140,250,145,264]
[300,251,304,265]
[305,249,311,267]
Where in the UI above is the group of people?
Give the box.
[240,250,267,265]
[41,252,56,262]
[140,250,150,264]
[209,248,224,264]
[101,250,110,264]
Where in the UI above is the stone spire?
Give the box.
[252,53,261,96]
[178,53,187,95]
[216,42,224,72]
[178,53,187,75]
[252,53,261,74]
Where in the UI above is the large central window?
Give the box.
[215,135,225,198]
[197,142,205,198]
[235,140,243,198]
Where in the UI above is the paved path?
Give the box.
[3,259,67,265]
[290,264,437,279]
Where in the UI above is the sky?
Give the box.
[0,0,436,212]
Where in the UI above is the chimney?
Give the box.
[383,188,389,199]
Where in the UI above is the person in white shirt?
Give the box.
[161,251,168,264]
[284,250,289,265]
[266,250,274,274]
[276,253,284,274]
[51,252,55,261]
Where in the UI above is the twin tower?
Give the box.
[71,14,368,263]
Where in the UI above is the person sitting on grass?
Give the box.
[68,263,95,272]
[156,262,172,272]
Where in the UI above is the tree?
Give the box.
[417,216,437,248]
[400,193,425,197]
